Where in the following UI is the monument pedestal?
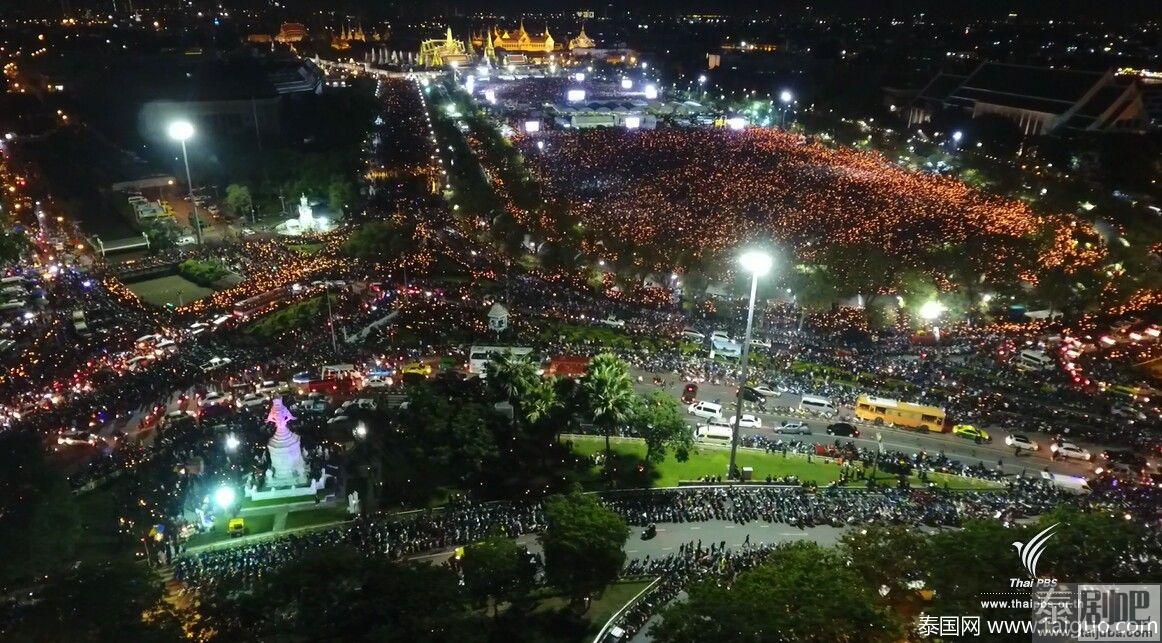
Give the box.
[245,397,328,501]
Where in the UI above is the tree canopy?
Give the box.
[654,541,902,643]
[539,493,629,606]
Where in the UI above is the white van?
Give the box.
[711,336,742,358]
[1016,349,1054,372]
[696,421,733,442]
[687,401,723,419]
[799,395,837,418]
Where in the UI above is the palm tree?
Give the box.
[580,354,637,467]
[522,377,560,428]
[520,377,561,469]
[485,352,537,406]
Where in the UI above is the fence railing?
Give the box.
[591,575,663,643]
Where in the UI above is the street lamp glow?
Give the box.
[739,250,773,276]
[951,130,964,142]
[729,249,774,480]
[214,485,236,510]
[698,74,708,84]
[224,433,240,451]
[919,300,946,320]
[779,90,793,104]
[167,120,194,142]
[353,422,368,439]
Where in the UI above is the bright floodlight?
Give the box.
[919,300,946,320]
[952,130,964,142]
[779,90,793,103]
[644,84,658,100]
[574,72,585,82]
[214,485,236,509]
[624,116,641,129]
[224,434,240,451]
[353,422,368,439]
[167,120,194,142]
[739,250,773,276]
[524,120,541,133]
[620,78,633,89]
[698,74,708,84]
[726,116,747,130]
[566,88,586,102]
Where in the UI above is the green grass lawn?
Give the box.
[568,435,999,490]
[288,243,324,255]
[284,506,351,530]
[531,579,652,638]
[240,495,317,510]
[126,274,214,308]
[185,513,275,548]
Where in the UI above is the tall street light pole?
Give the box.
[779,90,793,129]
[168,120,203,246]
[729,249,773,480]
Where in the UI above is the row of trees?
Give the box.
[341,351,686,517]
[192,493,629,641]
[488,352,692,468]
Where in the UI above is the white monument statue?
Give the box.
[265,398,308,487]
[297,193,314,230]
[274,194,334,236]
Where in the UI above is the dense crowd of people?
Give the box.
[515,128,1103,277]
[171,477,1162,591]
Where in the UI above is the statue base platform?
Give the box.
[244,471,329,502]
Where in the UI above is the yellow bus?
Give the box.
[854,395,948,433]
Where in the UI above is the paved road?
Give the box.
[410,521,847,568]
[631,370,1095,480]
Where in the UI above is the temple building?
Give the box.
[568,24,595,50]
[419,28,470,67]
[274,23,307,44]
[471,21,555,55]
[331,23,368,51]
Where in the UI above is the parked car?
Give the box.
[681,328,705,342]
[200,392,231,407]
[731,413,762,429]
[1005,434,1039,452]
[57,430,97,446]
[776,421,811,435]
[681,383,698,404]
[826,422,860,437]
[201,356,233,372]
[952,424,992,444]
[687,401,723,420]
[237,393,271,410]
[738,386,766,407]
[748,384,781,399]
[599,316,626,329]
[256,380,286,395]
[400,362,432,376]
[1050,441,1092,461]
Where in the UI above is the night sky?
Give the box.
[6,0,1162,22]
